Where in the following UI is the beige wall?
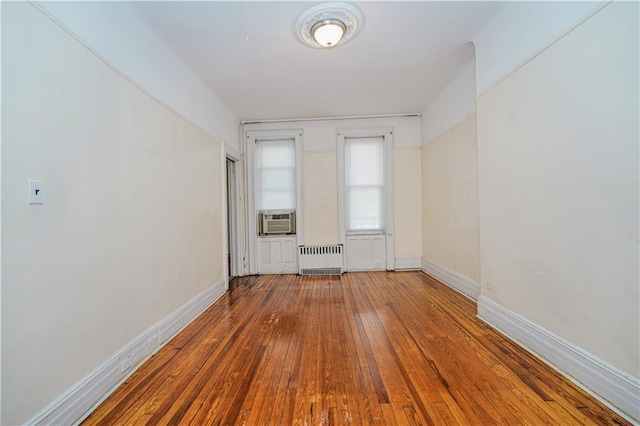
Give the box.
[421,116,480,282]
[302,147,423,258]
[477,2,639,377]
[2,4,224,424]
[303,151,338,245]
[394,148,423,259]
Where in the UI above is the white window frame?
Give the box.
[337,127,395,270]
[246,129,304,275]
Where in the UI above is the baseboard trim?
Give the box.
[478,296,640,423]
[395,257,422,270]
[421,258,481,301]
[28,280,228,426]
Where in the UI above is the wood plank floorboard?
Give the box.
[83,271,630,425]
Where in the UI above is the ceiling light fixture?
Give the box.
[311,19,346,47]
[296,2,363,49]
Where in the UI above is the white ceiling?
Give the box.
[134,1,500,121]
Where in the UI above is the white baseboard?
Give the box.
[28,279,228,426]
[395,257,422,270]
[421,257,481,301]
[478,296,640,423]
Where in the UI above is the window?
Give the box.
[337,127,393,271]
[246,129,303,275]
[256,139,296,210]
[345,136,385,231]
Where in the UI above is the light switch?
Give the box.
[28,180,43,204]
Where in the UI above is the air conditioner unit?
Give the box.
[259,211,296,235]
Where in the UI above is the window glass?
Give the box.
[257,139,296,210]
[345,137,384,231]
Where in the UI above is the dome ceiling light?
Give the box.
[296,2,363,49]
[311,19,347,47]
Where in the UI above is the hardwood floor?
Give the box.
[83,272,629,425]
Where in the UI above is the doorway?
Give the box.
[225,154,241,278]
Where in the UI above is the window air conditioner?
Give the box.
[259,211,296,235]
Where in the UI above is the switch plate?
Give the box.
[28,180,43,204]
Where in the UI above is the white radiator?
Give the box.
[298,245,344,275]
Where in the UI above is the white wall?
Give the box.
[473,1,606,95]
[246,116,421,151]
[2,3,225,423]
[244,116,422,261]
[421,46,476,142]
[34,1,240,150]
[476,0,639,380]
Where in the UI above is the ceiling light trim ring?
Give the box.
[296,2,364,49]
[311,19,346,47]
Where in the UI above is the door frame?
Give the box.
[337,127,395,271]
[224,144,244,280]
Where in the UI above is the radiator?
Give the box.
[298,245,344,275]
